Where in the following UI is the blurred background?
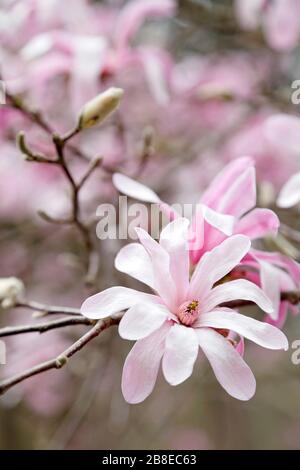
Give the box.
[1,0,300,450]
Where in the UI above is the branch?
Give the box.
[0,316,93,337]
[0,316,121,396]
[6,90,90,162]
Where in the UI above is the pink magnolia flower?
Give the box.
[113,157,279,262]
[81,219,288,403]
[112,157,300,325]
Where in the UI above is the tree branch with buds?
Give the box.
[15,87,124,286]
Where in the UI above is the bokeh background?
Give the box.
[1,0,300,450]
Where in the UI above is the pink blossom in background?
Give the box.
[81,219,288,403]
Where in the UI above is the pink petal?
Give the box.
[188,235,251,300]
[202,279,274,314]
[236,337,245,356]
[112,173,161,203]
[162,324,199,386]
[115,243,155,289]
[114,0,176,50]
[201,204,235,236]
[277,172,300,208]
[121,321,171,404]
[119,302,171,340]
[112,173,179,219]
[235,208,279,239]
[160,218,190,304]
[201,157,254,209]
[265,301,289,329]
[251,249,300,285]
[196,327,256,401]
[136,227,177,309]
[189,204,235,264]
[196,308,288,350]
[217,167,256,218]
[81,286,159,319]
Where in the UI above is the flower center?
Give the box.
[177,300,200,326]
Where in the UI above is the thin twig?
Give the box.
[77,157,102,189]
[15,300,81,316]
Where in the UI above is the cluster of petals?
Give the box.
[81,219,288,404]
[113,157,300,325]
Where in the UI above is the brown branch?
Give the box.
[15,300,82,316]
[6,91,90,162]
[0,316,93,337]
[77,157,102,189]
[0,316,121,396]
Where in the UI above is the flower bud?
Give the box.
[0,277,25,308]
[78,87,124,130]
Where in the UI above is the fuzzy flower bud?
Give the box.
[0,277,25,308]
[78,87,124,130]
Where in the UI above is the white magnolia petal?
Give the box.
[119,303,170,340]
[160,218,190,303]
[202,279,274,314]
[113,173,161,203]
[121,322,171,404]
[81,286,159,319]
[162,324,198,385]
[196,308,288,350]
[188,235,251,299]
[201,204,235,237]
[196,328,256,401]
[277,172,300,208]
[136,227,177,308]
[260,261,281,320]
[115,243,155,289]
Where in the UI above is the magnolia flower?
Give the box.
[81,219,288,403]
[113,157,300,324]
[0,276,25,308]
